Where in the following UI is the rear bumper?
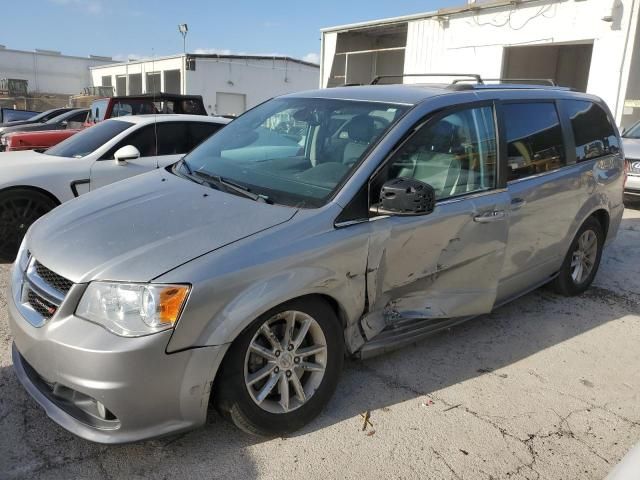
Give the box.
[9,273,228,444]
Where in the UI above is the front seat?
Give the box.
[342,115,376,165]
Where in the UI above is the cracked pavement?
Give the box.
[1,207,639,479]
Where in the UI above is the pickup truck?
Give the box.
[87,93,207,124]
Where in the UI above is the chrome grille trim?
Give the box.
[627,158,640,175]
[17,257,75,327]
[25,261,66,306]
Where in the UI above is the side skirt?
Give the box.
[355,272,559,360]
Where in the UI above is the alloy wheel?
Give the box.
[244,310,327,414]
[570,229,598,284]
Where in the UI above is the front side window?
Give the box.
[178,98,409,207]
[372,106,497,203]
[45,119,132,158]
[565,100,620,161]
[503,103,566,181]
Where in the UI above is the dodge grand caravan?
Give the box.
[8,78,625,443]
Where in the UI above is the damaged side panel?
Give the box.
[361,191,510,340]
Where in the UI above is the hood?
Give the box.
[622,137,640,160]
[27,169,298,283]
[0,150,65,179]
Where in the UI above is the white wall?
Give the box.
[91,55,319,115]
[185,57,319,115]
[90,57,184,96]
[403,0,640,123]
[0,48,113,95]
[322,0,640,124]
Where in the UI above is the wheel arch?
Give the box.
[0,185,61,206]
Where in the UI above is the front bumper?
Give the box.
[8,266,228,444]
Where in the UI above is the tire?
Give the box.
[214,297,344,437]
[0,189,58,263]
[550,216,604,296]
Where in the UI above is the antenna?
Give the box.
[152,48,159,169]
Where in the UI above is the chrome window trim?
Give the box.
[506,155,617,186]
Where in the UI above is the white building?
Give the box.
[320,0,640,128]
[90,54,320,116]
[0,46,114,94]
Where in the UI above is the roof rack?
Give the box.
[370,73,565,90]
[371,73,483,85]
[452,77,557,86]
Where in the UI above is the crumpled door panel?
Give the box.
[362,191,510,340]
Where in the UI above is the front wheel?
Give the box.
[214,297,344,436]
[0,189,58,263]
[551,216,604,296]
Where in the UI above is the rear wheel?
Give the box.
[214,297,343,436]
[551,216,604,296]
[0,189,58,263]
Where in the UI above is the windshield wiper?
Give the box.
[192,170,271,203]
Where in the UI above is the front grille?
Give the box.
[20,257,74,325]
[34,261,73,294]
[27,289,58,319]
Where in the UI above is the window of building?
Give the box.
[128,74,142,95]
[146,72,161,94]
[116,76,127,96]
[101,75,112,87]
[565,100,620,162]
[503,103,566,181]
[373,106,497,202]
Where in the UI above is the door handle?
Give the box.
[510,198,527,210]
[474,210,506,223]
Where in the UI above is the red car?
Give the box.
[1,129,80,152]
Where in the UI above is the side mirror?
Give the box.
[113,145,140,165]
[60,120,68,128]
[380,177,436,215]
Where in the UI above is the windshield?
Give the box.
[624,121,640,139]
[179,98,409,207]
[44,119,132,158]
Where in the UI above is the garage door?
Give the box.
[216,92,246,116]
[503,43,593,92]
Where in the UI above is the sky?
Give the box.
[1,0,459,63]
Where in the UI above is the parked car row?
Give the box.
[0,93,209,153]
[2,80,627,444]
[0,114,229,259]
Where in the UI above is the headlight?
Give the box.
[76,282,190,337]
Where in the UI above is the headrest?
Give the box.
[346,115,375,143]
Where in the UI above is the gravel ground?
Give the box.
[1,207,639,480]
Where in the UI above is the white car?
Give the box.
[0,114,230,261]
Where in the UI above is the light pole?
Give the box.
[178,24,188,54]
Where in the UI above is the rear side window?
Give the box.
[565,100,620,162]
[187,122,223,150]
[503,103,566,181]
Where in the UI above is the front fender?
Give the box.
[204,266,365,349]
[163,221,372,354]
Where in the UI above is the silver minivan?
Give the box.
[8,80,625,443]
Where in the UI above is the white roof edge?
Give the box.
[90,54,185,70]
[320,0,553,33]
[320,10,438,33]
